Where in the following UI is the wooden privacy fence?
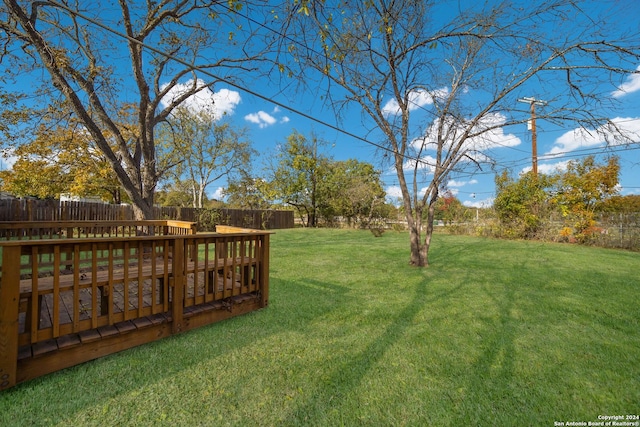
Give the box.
[0,199,294,230]
[0,221,271,390]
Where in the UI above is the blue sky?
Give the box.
[177,66,640,208]
[157,1,640,209]
[2,1,639,209]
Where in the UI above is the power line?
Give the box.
[36,2,640,186]
[219,2,449,122]
[45,1,439,171]
[43,1,505,179]
[229,2,640,169]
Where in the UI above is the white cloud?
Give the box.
[382,87,449,115]
[415,112,521,152]
[448,179,478,188]
[160,79,241,119]
[385,185,403,199]
[612,65,640,98]
[398,114,520,175]
[546,117,640,156]
[408,112,521,168]
[245,106,290,128]
[210,89,242,117]
[385,185,429,204]
[385,185,404,205]
[463,197,494,208]
[522,161,569,176]
[464,113,522,150]
[546,128,600,155]
[209,187,225,201]
[244,111,277,128]
[1,148,17,170]
[402,155,437,174]
[539,161,568,174]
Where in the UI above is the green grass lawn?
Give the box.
[1,229,638,426]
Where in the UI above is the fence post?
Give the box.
[0,245,21,390]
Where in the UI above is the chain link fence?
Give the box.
[445,211,640,251]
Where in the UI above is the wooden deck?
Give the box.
[18,262,257,352]
[0,222,271,391]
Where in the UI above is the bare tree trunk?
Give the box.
[422,200,438,268]
[189,182,197,209]
[408,226,427,267]
[132,200,154,220]
[406,206,428,266]
[407,189,439,267]
[198,185,205,209]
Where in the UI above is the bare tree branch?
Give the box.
[283,0,640,266]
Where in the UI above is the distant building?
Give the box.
[59,193,107,204]
[0,191,16,200]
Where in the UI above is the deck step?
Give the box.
[18,313,172,361]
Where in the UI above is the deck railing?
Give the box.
[0,222,270,391]
[0,220,198,240]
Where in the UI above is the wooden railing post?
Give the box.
[260,233,270,307]
[171,238,185,334]
[0,245,21,390]
[65,227,74,270]
[188,224,197,261]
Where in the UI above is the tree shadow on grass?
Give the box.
[281,278,466,425]
[448,278,519,425]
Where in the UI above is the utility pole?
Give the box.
[518,97,547,176]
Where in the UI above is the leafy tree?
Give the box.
[271,131,328,227]
[284,0,640,266]
[550,156,620,241]
[433,191,467,226]
[318,159,386,227]
[598,195,640,213]
[0,158,65,199]
[0,121,124,202]
[0,1,274,219]
[225,172,275,210]
[160,108,254,208]
[155,180,200,208]
[494,171,553,239]
[270,131,386,227]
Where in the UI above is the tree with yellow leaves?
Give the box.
[0,119,125,202]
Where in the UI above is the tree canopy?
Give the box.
[494,170,555,239]
[159,108,254,208]
[0,118,125,202]
[494,156,621,241]
[225,173,275,210]
[0,0,276,218]
[269,131,386,227]
[551,156,620,240]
